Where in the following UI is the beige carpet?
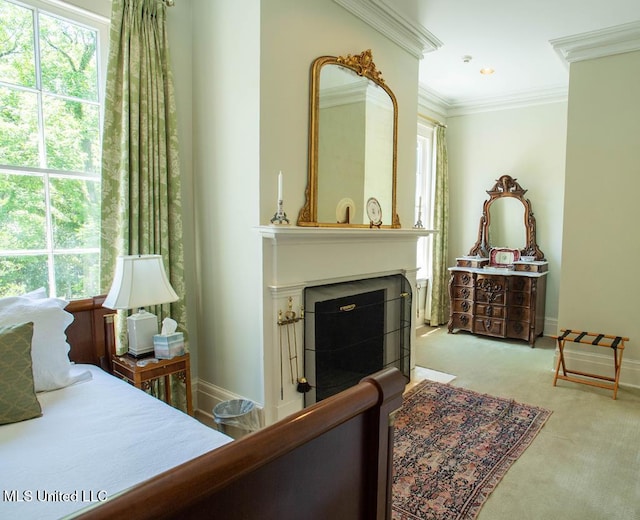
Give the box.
[414,326,640,520]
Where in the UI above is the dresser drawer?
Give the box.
[508,291,531,307]
[452,271,474,287]
[514,262,548,273]
[452,286,474,300]
[476,275,507,299]
[507,320,530,341]
[475,303,506,319]
[450,313,473,331]
[474,317,506,337]
[451,299,473,313]
[476,289,506,306]
[509,276,532,292]
[508,306,531,322]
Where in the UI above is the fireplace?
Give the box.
[257,226,433,424]
[304,274,411,405]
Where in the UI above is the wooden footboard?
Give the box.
[64,297,405,519]
[73,367,404,519]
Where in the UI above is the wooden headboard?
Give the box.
[65,295,115,373]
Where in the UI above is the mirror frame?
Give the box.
[297,49,401,228]
[469,175,545,260]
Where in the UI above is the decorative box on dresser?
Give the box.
[448,257,548,346]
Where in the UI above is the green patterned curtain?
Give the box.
[100,0,187,410]
[429,125,449,325]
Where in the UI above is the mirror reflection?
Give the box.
[317,65,393,225]
[487,197,526,249]
[469,175,545,260]
[298,50,400,228]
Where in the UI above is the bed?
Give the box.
[0,295,405,519]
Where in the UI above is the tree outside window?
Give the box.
[0,0,105,298]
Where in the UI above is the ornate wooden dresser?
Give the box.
[448,257,548,346]
[447,175,548,347]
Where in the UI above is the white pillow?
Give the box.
[0,296,90,392]
[22,287,48,299]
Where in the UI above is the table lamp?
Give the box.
[103,254,179,357]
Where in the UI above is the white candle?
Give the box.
[278,171,283,202]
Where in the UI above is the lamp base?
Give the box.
[127,310,158,357]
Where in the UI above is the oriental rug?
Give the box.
[392,381,552,520]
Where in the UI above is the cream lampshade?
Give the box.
[103,255,179,357]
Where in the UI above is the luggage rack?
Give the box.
[553,329,629,399]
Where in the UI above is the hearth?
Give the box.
[304,274,411,405]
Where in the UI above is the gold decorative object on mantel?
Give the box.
[298,49,400,228]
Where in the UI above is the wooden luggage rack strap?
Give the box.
[552,329,629,399]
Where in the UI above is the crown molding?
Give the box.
[447,85,568,116]
[333,0,442,59]
[551,20,640,64]
[419,84,568,118]
[417,85,449,119]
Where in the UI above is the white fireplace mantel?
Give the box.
[258,225,436,424]
[257,225,436,242]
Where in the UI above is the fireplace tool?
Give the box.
[278,298,310,398]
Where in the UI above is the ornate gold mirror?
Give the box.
[468,175,545,259]
[297,50,400,228]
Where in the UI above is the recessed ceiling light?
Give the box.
[462,55,473,63]
[480,68,495,75]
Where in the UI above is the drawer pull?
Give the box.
[340,303,356,312]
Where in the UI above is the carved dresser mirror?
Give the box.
[448,175,548,347]
[469,175,545,260]
[297,49,400,228]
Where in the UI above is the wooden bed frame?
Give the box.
[64,297,405,519]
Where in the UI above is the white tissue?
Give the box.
[160,317,177,335]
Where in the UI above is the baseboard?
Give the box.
[553,348,640,390]
[196,378,265,429]
[543,316,558,336]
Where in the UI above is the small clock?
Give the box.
[366,197,382,228]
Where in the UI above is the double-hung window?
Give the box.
[416,122,435,280]
[0,0,108,298]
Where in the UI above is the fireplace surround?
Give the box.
[258,226,434,424]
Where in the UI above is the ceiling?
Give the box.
[385,0,640,112]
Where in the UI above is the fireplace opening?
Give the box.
[304,274,411,406]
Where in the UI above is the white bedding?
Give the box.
[0,364,232,519]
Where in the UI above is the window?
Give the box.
[0,0,108,298]
[416,122,435,281]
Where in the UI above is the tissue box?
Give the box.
[153,333,185,359]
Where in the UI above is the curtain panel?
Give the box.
[100,0,187,410]
[429,125,449,326]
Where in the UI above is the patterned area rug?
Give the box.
[393,381,552,519]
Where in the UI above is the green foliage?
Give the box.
[0,0,35,87]
[0,173,46,250]
[0,0,101,298]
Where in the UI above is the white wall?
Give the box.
[559,50,640,385]
[191,0,263,404]
[445,102,568,328]
[166,0,198,378]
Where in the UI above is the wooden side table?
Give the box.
[112,353,193,415]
